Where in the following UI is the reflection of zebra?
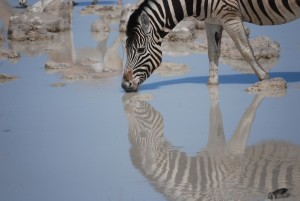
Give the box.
[121,0,300,92]
[122,88,300,200]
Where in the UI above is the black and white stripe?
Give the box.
[127,0,300,33]
[239,0,300,25]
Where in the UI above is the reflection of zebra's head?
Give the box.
[122,2,163,92]
[122,94,166,174]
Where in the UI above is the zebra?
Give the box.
[121,0,300,92]
[122,88,300,200]
[18,0,27,8]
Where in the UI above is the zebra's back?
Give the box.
[238,0,300,25]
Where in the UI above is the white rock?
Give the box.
[246,77,287,97]
[45,61,71,69]
[91,20,109,32]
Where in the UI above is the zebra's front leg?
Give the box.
[223,18,269,81]
[205,22,223,85]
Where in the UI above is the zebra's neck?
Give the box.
[144,0,200,38]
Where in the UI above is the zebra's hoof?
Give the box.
[259,72,270,81]
[207,79,219,85]
[264,73,270,80]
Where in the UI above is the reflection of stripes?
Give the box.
[125,99,300,200]
[240,142,299,191]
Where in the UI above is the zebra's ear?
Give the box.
[140,12,150,33]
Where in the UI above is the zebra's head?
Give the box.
[122,5,163,92]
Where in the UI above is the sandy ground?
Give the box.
[1,1,300,201]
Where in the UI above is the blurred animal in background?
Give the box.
[91,0,98,5]
[268,188,290,200]
[18,0,27,8]
[72,0,98,6]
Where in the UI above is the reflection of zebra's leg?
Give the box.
[227,94,265,154]
[207,85,226,154]
[97,37,108,58]
[104,36,122,71]
[223,18,269,81]
[205,23,223,85]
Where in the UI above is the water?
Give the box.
[1,1,300,201]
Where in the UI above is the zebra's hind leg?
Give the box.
[223,18,269,81]
[205,22,223,85]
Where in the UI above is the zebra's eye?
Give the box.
[137,47,145,54]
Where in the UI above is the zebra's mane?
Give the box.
[126,0,149,37]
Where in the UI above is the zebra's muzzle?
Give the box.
[122,78,139,92]
[122,68,139,92]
